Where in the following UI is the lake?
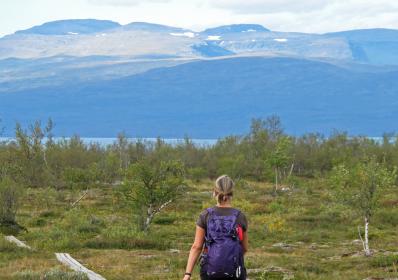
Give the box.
[0,137,218,147]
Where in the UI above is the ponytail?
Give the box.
[214,175,234,204]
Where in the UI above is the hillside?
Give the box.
[2,179,398,279]
[1,57,398,137]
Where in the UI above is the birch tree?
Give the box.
[330,159,396,256]
[123,160,185,232]
[266,136,293,193]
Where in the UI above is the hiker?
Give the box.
[183,175,248,280]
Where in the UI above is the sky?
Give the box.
[1,0,398,36]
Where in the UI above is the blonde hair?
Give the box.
[214,175,234,203]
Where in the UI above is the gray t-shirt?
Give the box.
[196,206,248,232]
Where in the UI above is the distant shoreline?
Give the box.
[0,136,390,147]
[0,137,218,147]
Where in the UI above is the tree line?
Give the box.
[1,117,398,188]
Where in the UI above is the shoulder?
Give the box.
[196,208,212,229]
[233,208,246,217]
[234,208,248,231]
[199,208,210,218]
[237,210,247,219]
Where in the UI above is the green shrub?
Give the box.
[13,269,89,280]
[31,217,47,227]
[375,209,398,227]
[0,178,22,224]
[187,167,207,182]
[39,211,58,218]
[267,201,285,213]
[153,215,176,225]
[77,223,101,234]
[258,271,285,280]
[371,255,398,268]
[85,236,169,250]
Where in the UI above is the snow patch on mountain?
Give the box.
[274,38,288,42]
[170,32,195,38]
[206,35,221,41]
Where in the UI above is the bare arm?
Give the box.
[183,226,205,280]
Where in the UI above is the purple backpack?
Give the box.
[201,207,244,279]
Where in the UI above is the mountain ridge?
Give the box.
[1,56,397,137]
[2,19,398,65]
[14,19,121,35]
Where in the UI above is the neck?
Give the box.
[217,201,232,207]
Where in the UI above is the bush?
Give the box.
[187,167,207,182]
[258,271,285,280]
[85,236,169,250]
[375,209,398,227]
[371,255,398,268]
[13,269,89,280]
[0,178,22,224]
[62,167,93,188]
[31,217,47,227]
[153,215,176,225]
[267,201,285,213]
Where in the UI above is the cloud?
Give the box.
[87,0,171,6]
[208,0,333,14]
[204,0,398,33]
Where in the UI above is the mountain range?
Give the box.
[1,19,398,137]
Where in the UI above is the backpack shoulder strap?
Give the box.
[205,207,215,243]
[230,209,241,229]
[231,208,241,217]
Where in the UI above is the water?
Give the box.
[0,136,390,147]
[0,137,218,147]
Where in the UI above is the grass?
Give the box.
[1,178,398,279]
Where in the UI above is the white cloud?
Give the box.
[209,0,332,14]
[203,0,398,33]
[87,0,171,6]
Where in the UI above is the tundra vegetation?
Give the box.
[1,117,398,279]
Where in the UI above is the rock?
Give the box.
[309,243,317,250]
[318,244,330,248]
[363,277,398,280]
[326,255,342,261]
[272,242,294,250]
[341,251,364,258]
[247,266,294,280]
[352,239,363,245]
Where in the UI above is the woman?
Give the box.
[183,175,248,280]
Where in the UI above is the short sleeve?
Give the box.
[196,209,208,230]
[237,211,248,232]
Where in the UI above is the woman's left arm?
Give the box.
[183,226,205,280]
